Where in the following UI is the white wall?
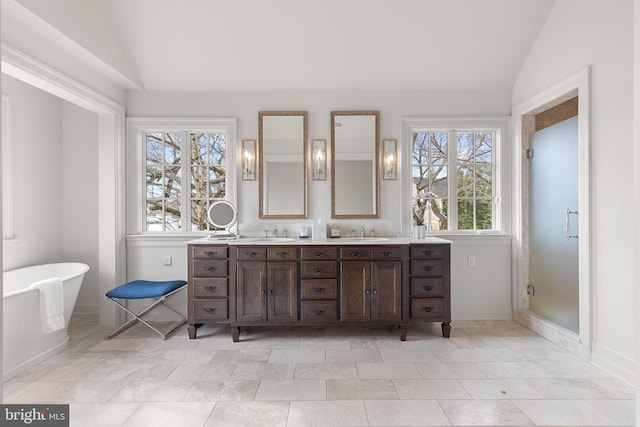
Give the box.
[2,74,63,271]
[124,89,514,321]
[61,102,99,319]
[512,0,635,380]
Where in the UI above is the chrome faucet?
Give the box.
[273,225,279,238]
[369,229,374,238]
[360,226,365,238]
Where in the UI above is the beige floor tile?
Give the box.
[230,362,296,380]
[415,361,486,379]
[379,348,440,362]
[110,380,193,402]
[355,362,420,379]
[294,362,358,380]
[459,378,545,399]
[439,399,534,425]
[327,379,397,400]
[70,402,141,427]
[210,349,271,363]
[254,379,326,401]
[268,349,326,363]
[325,348,382,363]
[204,401,290,427]
[514,399,635,425]
[183,380,259,401]
[287,400,369,427]
[364,399,451,426]
[393,379,470,400]
[122,402,215,427]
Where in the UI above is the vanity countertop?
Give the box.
[187,236,452,246]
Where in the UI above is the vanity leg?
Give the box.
[398,325,407,341]
[188,324,197,339]
[232,327,240,342]
[441,322,451,338]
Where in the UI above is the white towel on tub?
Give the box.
[30,277,65,334]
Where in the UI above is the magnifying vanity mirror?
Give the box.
[331,111,380,218]
[207,200,238,239]
[259,111,308,218]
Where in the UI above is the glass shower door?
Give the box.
[529,116,579,333]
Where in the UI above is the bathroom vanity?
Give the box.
[187,237,451,341]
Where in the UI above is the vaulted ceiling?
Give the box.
[3,0,556,92]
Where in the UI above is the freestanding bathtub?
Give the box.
[3,262,90,380]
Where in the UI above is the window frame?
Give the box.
[401,117,510,235]
[127,117,238,235]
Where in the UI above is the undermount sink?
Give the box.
[342,237,389,242]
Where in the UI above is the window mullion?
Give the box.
[448,130,458,231]
[182,131,191,231]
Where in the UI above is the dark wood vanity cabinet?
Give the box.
[233,247,298,341]
[187,245,230,339]
[408,244,451,338]
[188,240,450,341]
[339,247,402,323]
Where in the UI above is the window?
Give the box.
[405,118,507,232]
[128,118,237,234]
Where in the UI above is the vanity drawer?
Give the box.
[301,300,338,323]
[301,261,337,279]
[410,259,445,276]
[301,279,337,299]
[340,247,372,260]
[193,278,228,298]
[236,247,267,260]
[192,260,228,277]
[410,245,446,259]
[193,299,228,321]
[192,246,228,259]
[371,247,402,260]
[301,247,338,260]
[410,298,444,320]
[267,247,298,261]
[410,278,444,297]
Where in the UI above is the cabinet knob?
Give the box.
[365,289,370,295]
[205,266,217,272]
[204,250,218,257]
[423,285,432,291]
[313,309,325,316]
[205,285,217,292]
[204,307,216,313]
[382,251,392,257]
[276,251,288,258]
[422,265,432,272]
[312,287,325,293]
[313,251,324,257]
[247,251,259,258]
[350,251,361,258]
[372,289,377,296]
[422,306,433,312]
[313,267,325,273]
[422,250,433,256]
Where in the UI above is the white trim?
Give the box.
[401,116,511,235]
[1,95,13,239]
[127,117,238,235]
[2,42,127,327]
[511,66,592,355]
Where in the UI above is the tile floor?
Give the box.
[3,320,635,426]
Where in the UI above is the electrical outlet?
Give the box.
[163,256,172,266]
[467,255,477,267]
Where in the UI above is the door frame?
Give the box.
[511,67,592,358]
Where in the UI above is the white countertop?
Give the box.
[187,236,452,246]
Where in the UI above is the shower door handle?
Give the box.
[565,208,578,239]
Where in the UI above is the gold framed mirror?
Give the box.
[331,111,380,218]
[259,111,308,218]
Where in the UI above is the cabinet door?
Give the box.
[267,262,298,322]
[371,261,401,322]
[340,261,370,322]
[236,262,267,322]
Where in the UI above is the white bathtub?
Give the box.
[3,262,89,380]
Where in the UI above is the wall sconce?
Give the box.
[242,139,256,180]
[312,139,326,181]
[383,139,397,180]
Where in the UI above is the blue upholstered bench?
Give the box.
[105,280,187,340]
